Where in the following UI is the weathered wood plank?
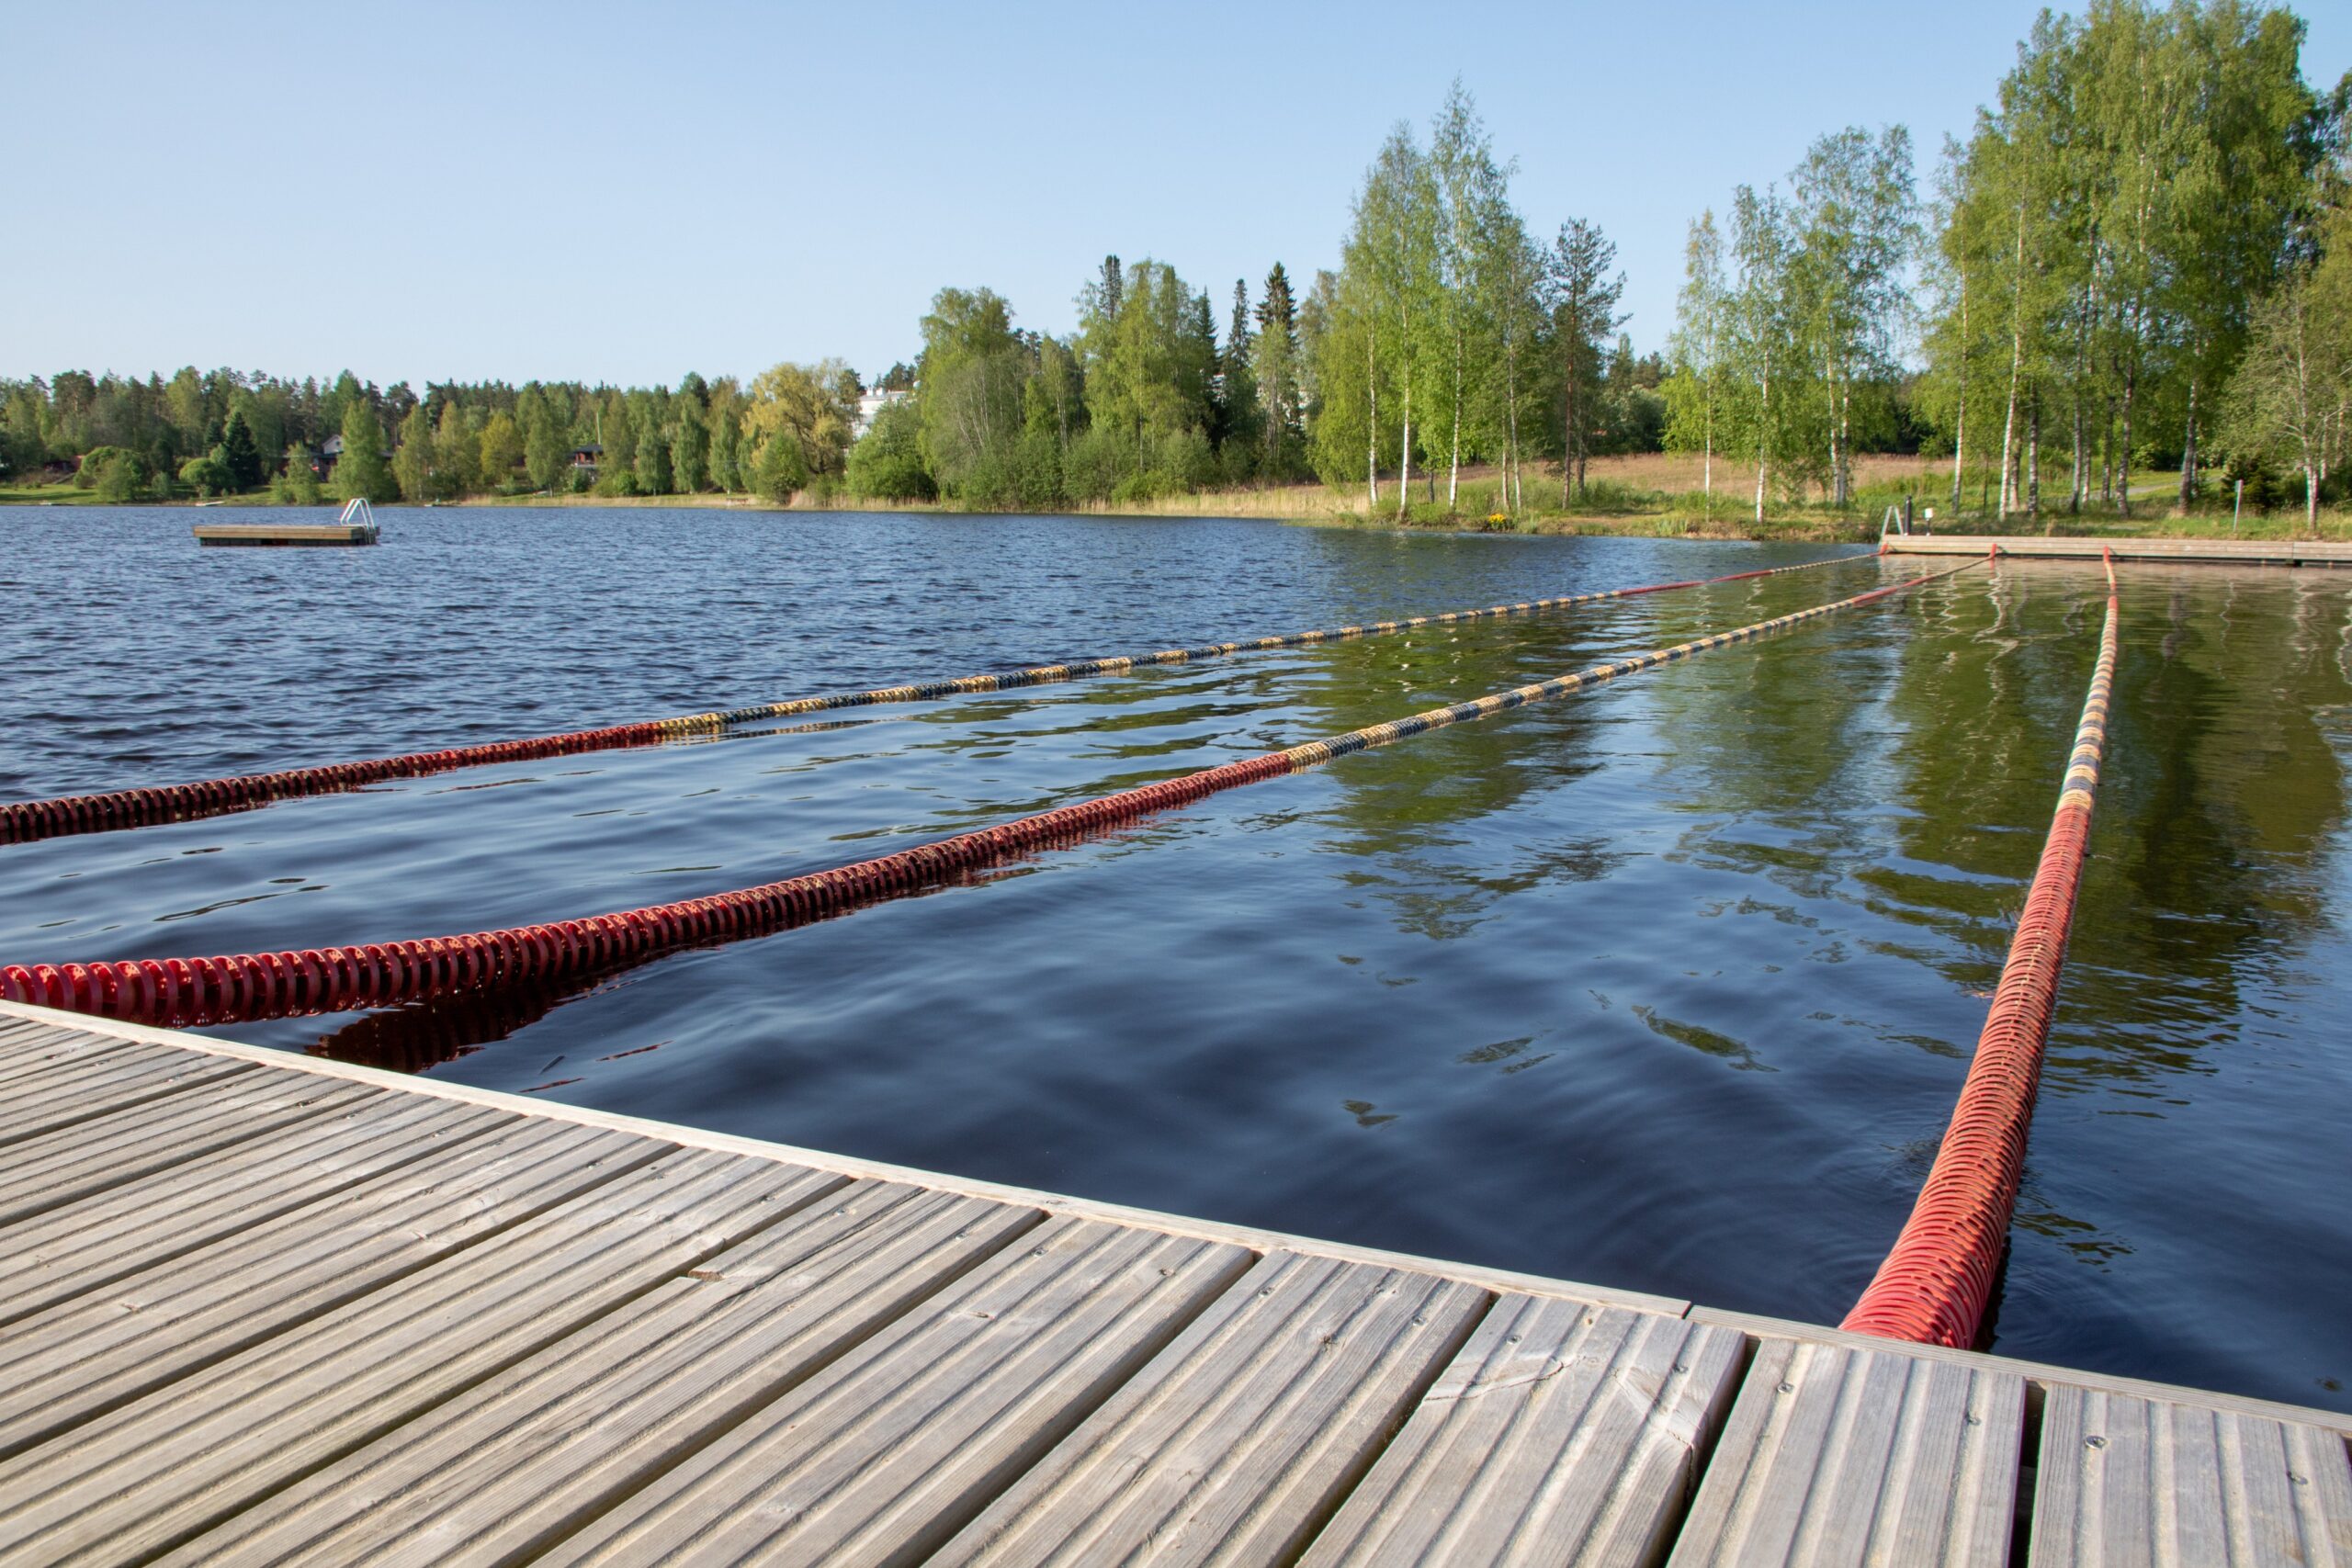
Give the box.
[2030,1384,2352,1566]
[0,1030,187,1089]
[1300,1295,1747,1567]
[542,1214,1255,1566]
[0,1148,835,1564]
[1,1000,1692,1319]
[0,1114,655,1458]
[0,1008,2345,1568]
[933,1250,1488,1566]
[1666,1337,2024,1567]
[0,1021,139,1077]
[164,1180,1035,1566]
[1690,1305,2352,1439]
[0,1048,251,1147]
[0,1073,381,1233]
[0,1090,509,1327]
[0,1014,89,1055]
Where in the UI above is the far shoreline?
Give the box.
[6,479,2343,547]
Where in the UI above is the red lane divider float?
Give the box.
[1,560,1978,1030]
[1841,548,2121,1348]
[0,553,1875,847]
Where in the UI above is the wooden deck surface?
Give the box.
[1882,534,2352,566]
[190,523,377,547]
[1,1000,2345,1566]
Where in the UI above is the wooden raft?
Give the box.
[1882,534,2352,567]
[0,1000,2345,1566]
[191,523,378,547]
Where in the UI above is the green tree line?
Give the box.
[6,2,2344,521]
[1665,0,2350,527]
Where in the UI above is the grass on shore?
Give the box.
[0,483,109,505]
[1178,456,2352,543]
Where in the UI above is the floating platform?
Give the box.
[1883,534,2352,567]
[0,998,2345,1563]
[192,523,378,547]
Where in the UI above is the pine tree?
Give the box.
[218,407,261,489]
[1547,218,1626,501]
[1219,278,1263,467]
[1098,256,1123,323]
[1191,288,1221,435]
[1253,262,1305,478]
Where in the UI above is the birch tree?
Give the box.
[1919,1,2325,522]
[1318,125,1440,514]
[1788,126,1917,507]
[1482,214,1546,517]
[2221,210,2352,534]
[1665,210,1730,501]
[1429,81,1511,505]
[1306,264,1386,506]
[1725,185,1801,523]
[1361,126,1442,516]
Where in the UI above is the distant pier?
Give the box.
[1884,534,2352,567]
[1,1000,2345,1563]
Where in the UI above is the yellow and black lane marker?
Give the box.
[2,550,1876,847]
[6,558,1980,1029]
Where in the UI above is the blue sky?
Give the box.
[8,1,2346,389]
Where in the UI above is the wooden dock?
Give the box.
[1883,534,2352,567]
[192,523,378,547]
[0,998,2345,1565]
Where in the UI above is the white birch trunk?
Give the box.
[1951,265,1968,511]
[1397,373,1413,522]
[2178,378,2198,513]
[2027,389,2041,526]
[1448,333,1462,505]
[1998,205,2025,518]
[1504,336,1522,518]
[1702,380,1713,500]
[2119,339,2137,521]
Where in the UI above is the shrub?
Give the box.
[178,452,233,497]
[80,446,151,502]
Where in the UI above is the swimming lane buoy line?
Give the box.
[1840,548,2120,1349]
[0,553,1876,848]
[0,559,1978,1030]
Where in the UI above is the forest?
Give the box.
[3,1,2346,527]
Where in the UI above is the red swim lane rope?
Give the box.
[1841,550,2121,1348]
[1,560,1975,1031]
[0,553,1872,847]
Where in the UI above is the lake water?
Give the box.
[3,503,2346,1415]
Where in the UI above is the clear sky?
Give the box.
[8,0,2346,390]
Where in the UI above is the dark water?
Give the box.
[3,504,2347,1414]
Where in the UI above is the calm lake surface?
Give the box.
[4,503,2347,1414]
